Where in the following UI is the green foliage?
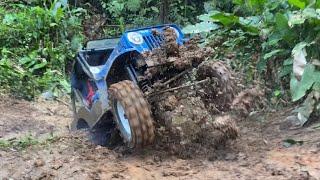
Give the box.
[185,0,320,122]
[0,134,39,150]
[98,0,208,30]
[183,21,219,34]
[212,12,240,26]
[183,12,220,34]
[290,64,320,101]
[231,0,318,106]
[0,133,59,150]
[0,1,84,99]
[288,0,307,9]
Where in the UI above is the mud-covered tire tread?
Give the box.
[109,80,155,148]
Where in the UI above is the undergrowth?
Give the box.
[0,134,59,151]
[0,1,84,99]
[183,0,320,124]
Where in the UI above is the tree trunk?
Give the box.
[160,0,169,24]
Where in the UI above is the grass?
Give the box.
[0,133,59,151]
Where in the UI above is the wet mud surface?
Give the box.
[1,97,320,179]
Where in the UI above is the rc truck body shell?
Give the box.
[70,24,184,131]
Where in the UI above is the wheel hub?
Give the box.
[115,101,132,142]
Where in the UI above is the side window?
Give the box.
[85,49,113,66]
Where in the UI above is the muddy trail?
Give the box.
[0,96,320,180]
[1,27,320,179]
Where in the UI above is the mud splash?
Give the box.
[143,27,213,79]
[143,27,241,157]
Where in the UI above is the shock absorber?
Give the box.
[138,78,150,93]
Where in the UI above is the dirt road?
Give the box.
[0,97,319,179]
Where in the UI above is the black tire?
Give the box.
[109,80,155,148]
[71,90,78,122]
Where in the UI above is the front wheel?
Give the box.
[109,80,155,148]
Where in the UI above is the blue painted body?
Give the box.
[71,24,184,130]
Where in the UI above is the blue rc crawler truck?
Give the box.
[71,24,184,148]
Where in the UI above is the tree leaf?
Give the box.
[59,79,71,93]
[316,0,320,8]
[183,22,219,34]
[239,16,261,27]
[292,42,308,56]
[303,8,318,19]
[126,0,141,12]
[275,13,289,30]
[280,64,293,77]
[263,49,284,59]
[288,0,306,9]
[19,57,33,65]
[297,92,319,125]
[292,42,308,79]
[291,64,318,101]
[198,11,220,22]
[2,14,15,25]
[233,0,244,5]
[288,11,306,27]
[30,60,47,72]
[283,58,293,66]
[283,139,304,148]
[211,12,239,27]
[150,6,159,13]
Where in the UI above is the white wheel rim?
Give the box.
[116,101,132,142]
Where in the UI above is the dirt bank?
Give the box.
[1,97,319,179]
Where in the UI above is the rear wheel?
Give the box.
[109,80,155,148]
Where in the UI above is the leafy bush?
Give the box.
[0,1,84,99]
[99,0,208,28]
[184,0,320,124]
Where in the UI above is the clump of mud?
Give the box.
[145,27,241,158]
[197,61,236,112]
[153,94,239,158]
[231,87,266,116]
[143,27,213,79]
[151,86,240,158]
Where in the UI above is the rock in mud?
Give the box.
[34,158,45,167]
[212,115,239,141]
[279,115,301,130]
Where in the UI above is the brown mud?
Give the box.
[144,27,241,157]
[1,97,320,179]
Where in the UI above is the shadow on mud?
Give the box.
[86,115,124,149]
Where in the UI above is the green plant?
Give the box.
[0,134,39,150]
[0,0,84,99]
[184,0,320,124]
[0,133,60,150]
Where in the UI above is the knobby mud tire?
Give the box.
[109,80,155,148]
